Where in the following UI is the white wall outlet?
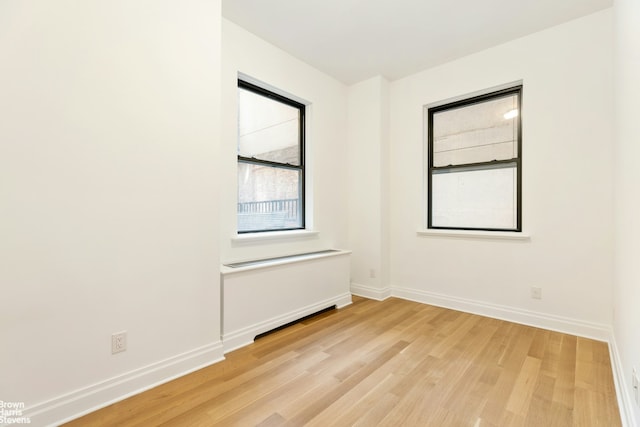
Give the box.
[111,331,127,354]
[369,268,376,279]
[530,287,542,300]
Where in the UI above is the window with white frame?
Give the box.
[237,80,305,233]
[427,86,522,232]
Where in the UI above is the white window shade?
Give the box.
[431,165,517,230]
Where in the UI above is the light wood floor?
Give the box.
[66,297,621,426]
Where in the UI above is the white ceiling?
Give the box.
[222,0,612,84]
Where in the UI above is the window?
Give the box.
[427,86,522,232]
[237,80,305,233]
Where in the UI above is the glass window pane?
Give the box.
[238,87,301,165]
[237,162,302,232]
[433,94,519,167]
[431,165,517,230]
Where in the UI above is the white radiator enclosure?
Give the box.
[220,249,352,353]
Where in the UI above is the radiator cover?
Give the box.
[220,249,352,353]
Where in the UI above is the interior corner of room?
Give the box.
[1,0,639,426]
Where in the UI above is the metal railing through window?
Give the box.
[237,199,299,220]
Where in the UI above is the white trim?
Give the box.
[222,293,352,354]
[237,72,310,106]
[230,229,319,245]
[421,80,526,241]
[391,286,611,342]
[350,282,392,301]
[425,80,524,109]
[609,335,638,427]
[417,229,531,241]
[389,286,631,424]
[21,342,225,427]
[221,249,350,275]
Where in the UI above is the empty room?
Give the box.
[1,0,639,426]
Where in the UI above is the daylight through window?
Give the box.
[427,86,522,232]
[237,80,305,233]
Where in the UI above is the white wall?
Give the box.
[613,0,640,423]
[0,1,222,424]
[220,19,349,263]
[347,76,391,297]
[389,10,614,335]
[0,2,629,425]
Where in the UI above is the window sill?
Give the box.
[231,229,320,245]
[417,229,531,241]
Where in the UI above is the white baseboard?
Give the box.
[222,293,352,354]
[20,342,225,427]
[608,335,638,427]
[15,288,631,427]
[350,282,392,301]
[392,286,633,425]
[391,286,612,342]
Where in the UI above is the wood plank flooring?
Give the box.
[65,297,621,426]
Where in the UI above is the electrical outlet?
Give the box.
[369,269,376,279]
[531,287,542,300]
[111,331,127,354]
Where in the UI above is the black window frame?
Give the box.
[237,79,306,234]
[427,85,523,232]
